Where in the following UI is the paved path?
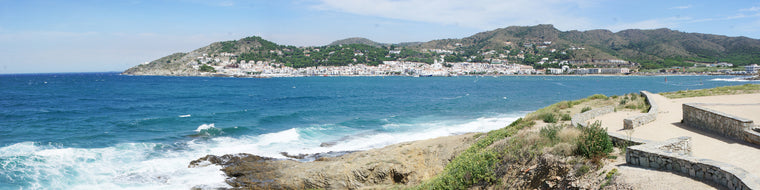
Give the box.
[595,93,760,175]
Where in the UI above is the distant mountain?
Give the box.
[124,25,760,76]
[328,37,387,47]
[408,24,760,68]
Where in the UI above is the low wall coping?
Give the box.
[571,105,615,127]
[625,136,760,190]
[623,91,658,129]
[683,103,754,123]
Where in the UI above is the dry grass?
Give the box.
[660,84,760,99]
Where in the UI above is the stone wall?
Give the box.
[626,136,760,190]
[623,91,658,129]
[683,103,760,146]
[571,105,614,127]
[607,132,648,147]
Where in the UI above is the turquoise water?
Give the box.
[0,73,756,189]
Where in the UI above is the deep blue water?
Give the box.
[0,73,756,189]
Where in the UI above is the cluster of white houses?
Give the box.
[192,58,633,77]
[185,53,757,77]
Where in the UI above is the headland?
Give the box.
[189,84,760,189]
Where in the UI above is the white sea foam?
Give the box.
[710,77,757,82]
[194,123,215,132]
[0,113,524,189]
[255,113,524,156]
[256,128,300,146]
[0,141,230,190]
[179,114,191,118]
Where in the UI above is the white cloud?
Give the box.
[739,6,760,12]
[670,5,692,10]
[310,0,597,31]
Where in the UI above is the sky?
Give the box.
[1,0,760,74]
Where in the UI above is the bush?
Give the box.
[577,121,613,159]
[619,99,628,105]
[588,94,608,100]
[581,106,592,113]
[542,113,557,123]
[540,125,562,142]
[561,113,572,121]
[199,64,216,72]
[575,165,590,176]
[417,118,535,189]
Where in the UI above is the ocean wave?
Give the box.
[710,77,758,82]
[0,141,229,190]
[0,113,524,189]
[192,123,224,137]
[235,113,524,159]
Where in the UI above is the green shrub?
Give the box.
[561,113,572,121]
[630,94,638,100]
[588,94,608,100]
[581,106,592,113]
[199,64,216,72]
[619,99,628,105]
[577,121,613,159]
[542,113,557,123]
[417,118,535,189]
[611,95,618,99]
[540,125,562,142]
[600,168,619,188]
[575,165,590,176]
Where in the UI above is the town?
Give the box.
[180,52,759,77]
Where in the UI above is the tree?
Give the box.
[199,64,216,72]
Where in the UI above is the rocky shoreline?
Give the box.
[186,90,748,189]
[190,134,479,189]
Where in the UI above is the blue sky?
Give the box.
[1,0,759,74]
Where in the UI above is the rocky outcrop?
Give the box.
[190,133,479,189]
[122,52,200,76]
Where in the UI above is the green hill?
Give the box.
[123,25,760,75]
[328,37,387,47]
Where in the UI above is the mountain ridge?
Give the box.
[123,24,760,76]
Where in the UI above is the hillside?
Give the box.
[328,37,387,47]
[123,25,760,76]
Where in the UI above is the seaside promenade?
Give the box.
[592,92,760,188]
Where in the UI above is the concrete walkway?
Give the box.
[593,93,760,175]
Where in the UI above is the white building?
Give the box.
[547,68,563,74]
[745,64,760,73]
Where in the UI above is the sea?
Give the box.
[0,73,757,189]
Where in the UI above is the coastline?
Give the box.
[193,85,760,189]
[189,91,644,189]
[120,72,755,78]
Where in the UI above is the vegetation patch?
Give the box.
[581,106,592,113]
[541,113,557,123]
[199,64,216,72]
[415,118,535,189]
[660,84,760,99]
[416,92,636,189]
[587,94,608,100]
[576,121,613,160]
